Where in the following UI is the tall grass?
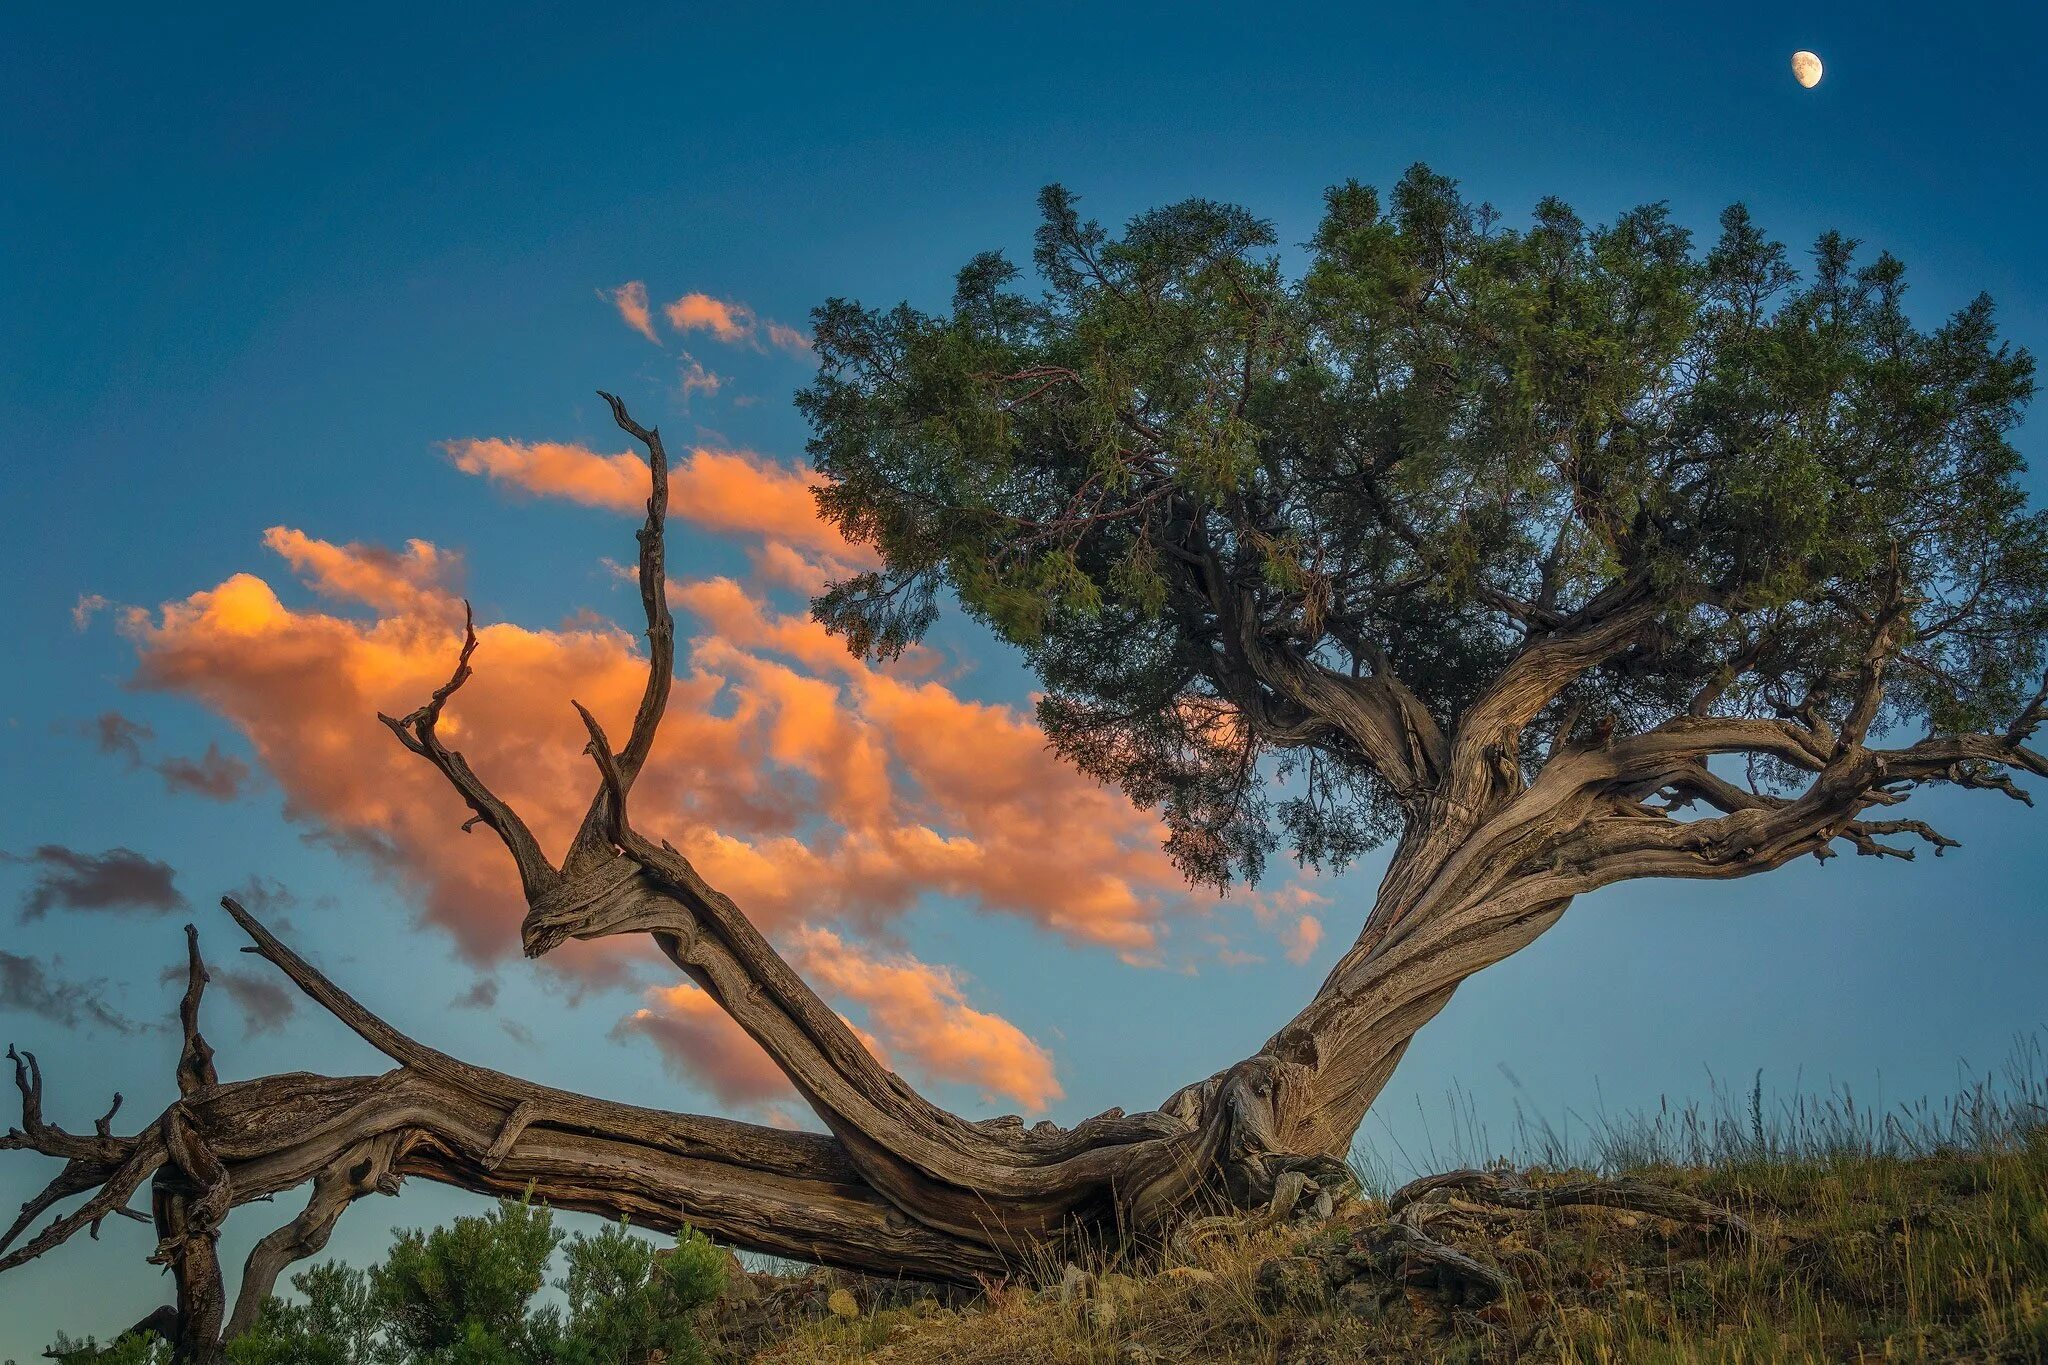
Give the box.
[1354,1029,2048,1184]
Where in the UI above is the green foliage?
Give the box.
[802,168,2044,886]
[159,1198,724,1365]
[370,1197,563,1362]
[552,1221,725,1365]
[42,1333,171,1365]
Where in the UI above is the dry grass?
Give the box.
[703,1037,2048,1363]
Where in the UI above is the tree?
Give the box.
[3,167,2043,1360]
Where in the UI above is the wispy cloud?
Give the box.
[791,927,1061,1110]
[156,743,249,801]
[664,292,755,345]
[72,594,110,631]
[656,291,811,356]
[0,951,151,1035]
[452,978,500,1009]
[604,281,661,344]
[76,711,250,803]
[615,983,795,1105]
[678,354,724,408]
[160,961,296,1036]
[3,845,184,921]
[443,439,875,566]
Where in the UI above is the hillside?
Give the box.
[704,1107,2048,1362]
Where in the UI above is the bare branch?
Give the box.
[176,925,217,1097]
[564,392,677,871]
[225,1133,405,1339]
[377,602,559,899]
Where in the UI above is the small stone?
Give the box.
[1059,1262,1096,1306]
[826,1287,860,1319]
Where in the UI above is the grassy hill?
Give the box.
[704,1046,2048,1364]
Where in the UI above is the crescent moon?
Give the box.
[1791,51,1823,88]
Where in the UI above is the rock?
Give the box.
[826,1287,860,1319]
[1058,1262,1096,1306]
[713,1249,759,1303]
[1253,1254,1332,1313]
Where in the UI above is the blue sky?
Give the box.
[3,1,2045,1349]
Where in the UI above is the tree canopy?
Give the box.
[801,166,2045,887]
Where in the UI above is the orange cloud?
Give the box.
[1246,883,1330,966]
[615,984,793,1105]
[617,930,1059,1113]
[1282,915,1323,964]
[791,927,1061,1111]
[260,527,461,619]
[446,439,649,515]
[606,281,661,344]
[657,291,810,357]
[445,438,877,568]
[664,292,754,345]
[116,429,1328,1107]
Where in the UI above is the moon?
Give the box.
[1791,51,1823,88]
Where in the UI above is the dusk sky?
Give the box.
[3,2,2045,1349]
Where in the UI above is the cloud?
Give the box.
[452,978,500,1010]
[445,439,650,516]
[77,711,250,803]
[72,594,111,631]
[659,292,810,357]
[4,846,184,921]
[678,354,724,407]
[615,983,794,1105]
[1246,883,1330,965]
[229,874,297,918]
[444,439,877,567]
[86,711,153,764]
[664,292,755,345]
[116,425,1325,1107]
[260,527,461,620]
[0,951,151,1035]
[501,1018,538,1048]
[790,928,1061,1111]
[156,742,250,801]
[764,320,812,356]
[615,930,1061,1112]
[605,281,660,344]
[1281,915,1323,964]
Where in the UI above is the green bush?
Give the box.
[58,1196,730,1365]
